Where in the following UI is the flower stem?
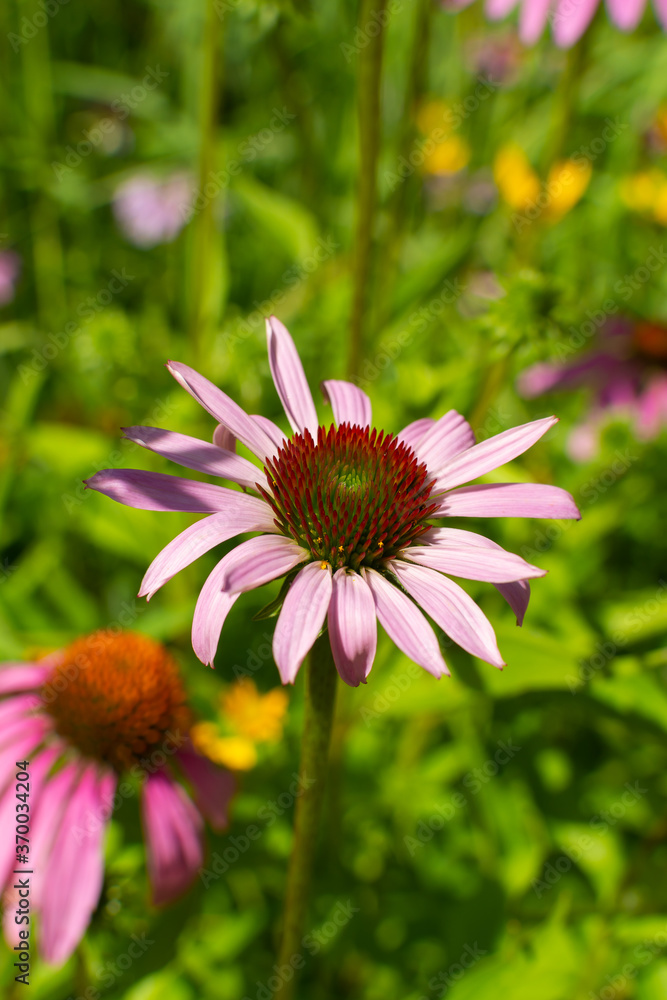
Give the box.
[274,633,338,1000]
[346,0,389,380]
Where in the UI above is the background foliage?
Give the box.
[2,0,667,997]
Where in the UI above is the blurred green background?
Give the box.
[2,0,667,997]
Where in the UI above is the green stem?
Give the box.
[274,633,338,1000]
[188,0,224,360]
[346,0,388,379]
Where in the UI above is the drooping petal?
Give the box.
[413,410,476,474]
[552,0,600,46]
[175,746,235,831]
[191,558,242,667]
[251,414,287,451]
[0,692,40,728]
[142,769,204,906]
[396,417,436,452]
[219,535,308,594]
[24,760,80,909]
[486,0,520,17]
[328,570,377,686]
[40,766,116,965]
[435,482,581,519]
[321,380,372,429]
[123,426,268,492]
[519,0,553,42]
[273,561,333,684]
[654,0,667,30]
[0,717,50,763]
[433,416,558,491]
[496,579,531,626]
[0,664,49,696]
[362,568,449,678]
[606,0,646,30]
[86,469,245,513]
[402,544,546,583]
[266,316,318,435]
[167,361,277,460]
[390,560,505,668]
[139,502,279,599]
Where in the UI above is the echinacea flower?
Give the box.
[112,172,193,248]
[0,631,234,965]
[0,251,21,306]
[444,0,667,48]
[191,679,289,770]
[87,317,580,686]
[518,316,667,459]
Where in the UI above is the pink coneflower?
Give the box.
[518,316,667,460]
[445,0,667,47]
[87,318,579,685]
[112,172,193,248]
[0,251,21,306]
[0,632,234,965]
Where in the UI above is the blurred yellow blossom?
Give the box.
[190,679,289,771]
[416,99,451,138]
[415,98,471,177]
[493,144,541,210]
[621,169,667,225]
[544,159,592,219]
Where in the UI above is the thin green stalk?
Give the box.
[274,633,338,1000]
[188,0,224,360]
[346,0,389,380]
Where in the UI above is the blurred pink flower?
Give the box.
[518,317,667,459]
[0,251,21,306]
[88,318,580,685]
[0,632,234,966]
[445,0,667,47]
[113,172,193,247]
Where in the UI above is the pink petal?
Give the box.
[402,543,546,583]
[390,560,505,668]
[327,570,377,687]
[413,411,476,474]
[273,561,333,684]
[420,526,533,623]
[0,663,49,695]
[436,482,581,519]
[212,423,236,451]
[362,568,449,678]
[86,469,243,512]
[139,501,279,599]
[635,374,667,439]
[40,766,115,965]
[0,717,50,763]
[606,0,646,30]
[496,579,531,626]
[142,769,203,906]
[0,692,40,728]
[552,0,600,46]
[266,316,318,435]
[519,0,554,42]
[123,426,268,492]
[654,0,667,29]
[433,416,558,492]
[167,361,277,461]
[21,759,79,910]
[321,380,372,429]
[486,0,520,18]
[0,746,59,891]
[219,535,308,594]
[251,414,287,451]
[192,559,242,667]
[396,417,436,452]
[175,746,235,831]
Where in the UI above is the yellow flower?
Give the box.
[620,169,667,225]
[493,144,541,211]
[190,679,289,772]
[222,679,289,742]
[416,99,451,138]
[544,159,592,219]
[423,136,470,176]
